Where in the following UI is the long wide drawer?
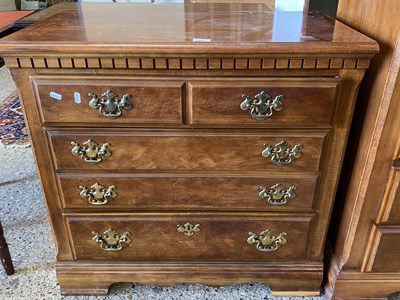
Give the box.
[190,78,340,127]
[31,77,184,125]
[48,130,327,172]
[59,174,318,211]
[66,214,313,261]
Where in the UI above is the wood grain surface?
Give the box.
[325,0,400,299]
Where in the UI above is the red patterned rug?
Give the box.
[0,92,29,146]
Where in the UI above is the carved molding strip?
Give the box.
[5,57,370,70]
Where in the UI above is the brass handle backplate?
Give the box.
[71,139,112,164]
[240,91,284,121]
[262,141,302,166]
[177,222,200,237]
[259,183,296,205]
[247,229,287,252]
[88,90,133,119]
[79,183,117,205]
[92,228,131,251]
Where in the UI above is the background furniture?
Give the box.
[325,1,400,299]
[0,2,377,296]
[0,10,35,67]
[0,0,16,11]
[0,221,14,275]
[0,10,35,276]
[308,0,337,18]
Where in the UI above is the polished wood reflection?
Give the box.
[0,3,376,53]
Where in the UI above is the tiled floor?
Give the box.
[0,65,326,299]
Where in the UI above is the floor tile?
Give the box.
[0,146,37,185]
[0,66,16,101]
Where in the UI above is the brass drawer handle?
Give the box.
[262,141,302,166]
[92,228,131,251]
[88,90,133,119]
[177,222,200,237]
[259,183,296,205]
[71,139,112,164]
[79,183,117,205]
[240,91,284,121]
[247,229,287,252]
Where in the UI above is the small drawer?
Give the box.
[48,130,327,172]
[190,78,339,127]
[31,76,184,125]
[59,174,318,211]
[66,214,313,261]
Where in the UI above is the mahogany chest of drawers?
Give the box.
[0,3,377,296]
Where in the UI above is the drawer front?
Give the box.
[67,215,313,261]
[48,131,327,172]
[59,174,318,211]
[31,77,183,125]
[387,167,400,222]
[369,225,400,272]
[190,78,339,127]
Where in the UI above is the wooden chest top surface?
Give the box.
[0,3,377,56]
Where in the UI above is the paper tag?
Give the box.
[74,92,81,104]
[50,92,62,101]
[192,38,211,42]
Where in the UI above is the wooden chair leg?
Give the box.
[0,220,15,275]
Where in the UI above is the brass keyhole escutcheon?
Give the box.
[177,222,201,237]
